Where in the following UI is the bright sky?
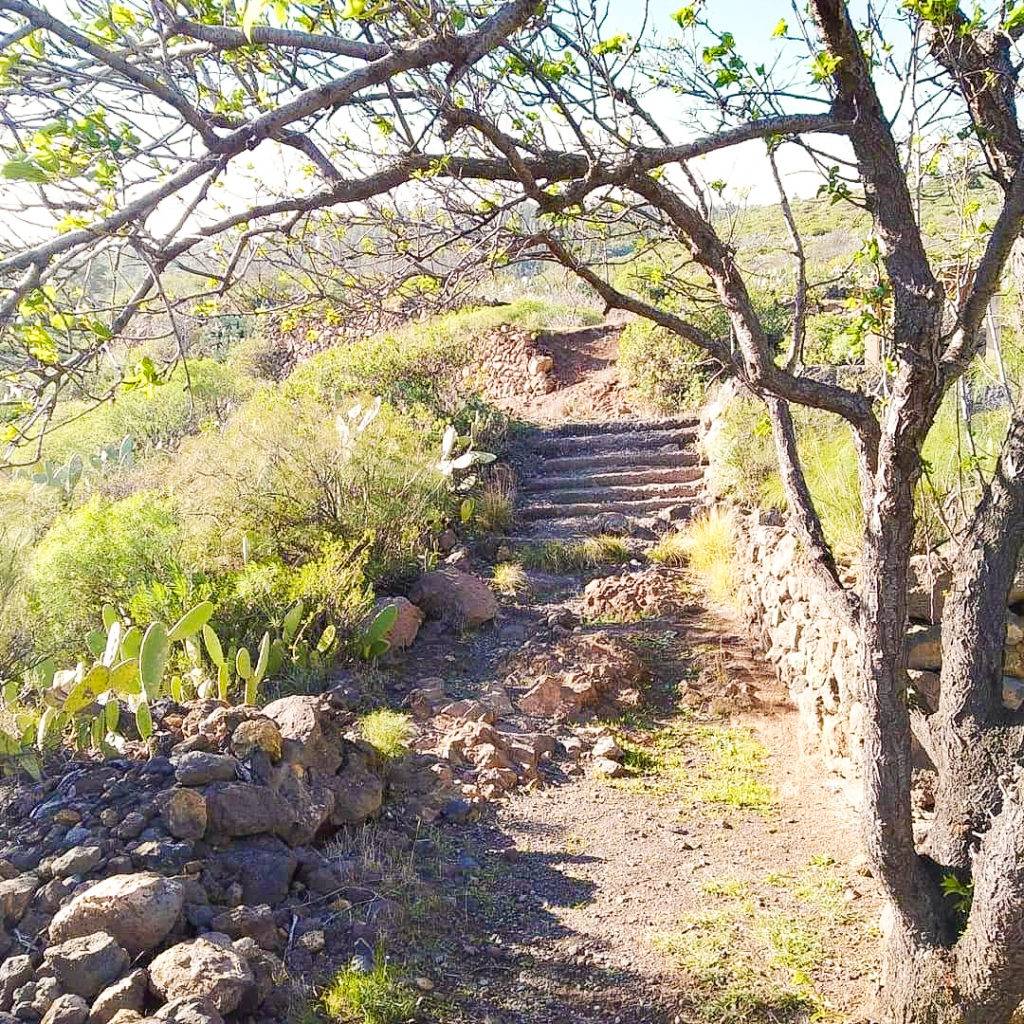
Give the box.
[600,0,852,204]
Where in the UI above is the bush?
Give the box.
[359,709,412,761]
[42,359,247,468]
[618,320,716,412]
[172,391,450,585]
[678,508,739,607]
[29,491,182,653]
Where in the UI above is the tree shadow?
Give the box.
[430,811,687,1024]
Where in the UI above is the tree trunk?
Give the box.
[879,931,965,1024]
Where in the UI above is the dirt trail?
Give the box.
[406,323,882,1024]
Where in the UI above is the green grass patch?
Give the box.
[320,955,417,1024]
[359,709,413,761]
[694,724,774,813]
[514,535,629,572]
[605,714,773,815]
[654,858,866,1022]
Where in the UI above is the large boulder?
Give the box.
[408,570,497,628]
[159,789,207,841]
[43,932,129,999]
[261,696,344,774]
[48,873,184,956]
[148,939,254,1015]
[202,783,293,840]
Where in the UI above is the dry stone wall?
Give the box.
[734,512,869,809]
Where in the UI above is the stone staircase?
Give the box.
[511,417,703,539]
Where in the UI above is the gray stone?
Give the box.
[173,753,238,787]
[202,783,293,840]
[40,995,89,1024]
[43,932,129,999]
[0,957,33,1012]
[158,790,207,841]
[148,939,254,1016]
[49,873,183,957]
[210,838,296,906]
[261,696,343,774]
[49,847,102,881]
[87,971,148,1024]
[0,877,37,926]
[153,999,224,1024]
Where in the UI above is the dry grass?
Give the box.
[652,509,738,608]
[516,534,630,572]
[476,465,517,532]
[492,562,529,597]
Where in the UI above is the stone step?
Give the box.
[521,480,700,507]
[539,416,699,438]
[519,496,694,522]
[527,426,698,457]
[524,465,702,492]
[539,449,702,474]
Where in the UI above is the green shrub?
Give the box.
[41,359,247,468]
[618,320,715,412]
[359,709,412,761]
[173,392,449,585]
[29,491,182,653]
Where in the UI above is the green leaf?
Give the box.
[282,602,304,641]
[101,604,119,630]
[105,701,120,733]
[109,659,139,695]
[85,629,106,658]
[2,159,47,183]
[135,701,153,741]
[203,624,225,666]
[120,626,142,660]
[368,604,398,643]
[139,622,169,702]
[217,663,230,701]
[236,646,252,680]
[254,632,271,683]
[317,623,337,654]
[167,601,215,643]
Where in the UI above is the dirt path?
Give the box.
[392,323,882,1023]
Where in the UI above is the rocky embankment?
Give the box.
[0,557,657,1024]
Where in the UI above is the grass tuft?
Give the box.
[695,724,774,813]
[515,535,629,572]
[492,562,529,597]
[359,709,413,761]
[476,466,517,533]
[320,956,417,1024]
[670,508,738,608]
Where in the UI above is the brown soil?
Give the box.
[512,316,637,423]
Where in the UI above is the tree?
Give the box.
[5,0,1024,1020]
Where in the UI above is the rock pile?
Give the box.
[460,324,555,402]
[580,568,692,623]
[509,633,649,720]
[0,692,392,1024]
